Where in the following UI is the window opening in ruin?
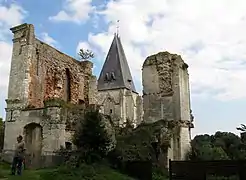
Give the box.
[65,142,72,150]
[9,110,13,122]
[79,99,85,105]
[177,137,181,159]
[65,68,71,102]
[110,109,113,114]
[36,48,40,75]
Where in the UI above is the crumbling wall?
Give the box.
[28,39,93,108]
[6,23,93,111]
[142,51,194,163]
[4,23,95,168]
[142,52,176,123]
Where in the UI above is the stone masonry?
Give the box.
[142,51,194,166]
[97,34,143,127]
[3,23,97,168]
[3,23,194,169]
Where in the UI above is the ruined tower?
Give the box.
[97,34,143,126]
[142,52,194,163]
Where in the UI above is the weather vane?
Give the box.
[116,20,120,36]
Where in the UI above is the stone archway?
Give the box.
[24,123,43,169]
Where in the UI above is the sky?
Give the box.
[0,0,246,137]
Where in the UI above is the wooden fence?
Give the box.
[169,160,246,180]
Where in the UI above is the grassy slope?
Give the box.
[0,162,134,180]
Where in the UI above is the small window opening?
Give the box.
[127,79,132,83]
[79,99,85,105]
[110,109,113,114]
[65,142,72,150]
[111,72,116,80]
[105,73,109,81]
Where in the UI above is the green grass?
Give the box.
[0,161,135,180]
[0,161,169,180]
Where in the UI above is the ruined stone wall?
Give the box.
[142,52,175,122]
[136,95,143,126]
[142,51,192,123]
[3,107,65,163]
[4,23,95,167]
[30,39,92,107]
[89,75,98,105]
[7,24,35,110]
[6,23,93,112]
[142,51,193,163]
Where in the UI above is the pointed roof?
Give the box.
[97,34,137,92]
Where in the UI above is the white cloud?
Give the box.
[82,0,246,100]
[0,3,26,118]
[0,4,27,40]
[76,41,91,52]
[0,41,12,95]
[49,0,94,24]
[40,32,58,47]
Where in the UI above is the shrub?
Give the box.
[72,109,111,164]
[39,163,134,180]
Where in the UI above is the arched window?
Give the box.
[79,99,85,105]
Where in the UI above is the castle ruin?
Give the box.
[3,23,194,168]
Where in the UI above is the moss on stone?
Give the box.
[44,98,84,109]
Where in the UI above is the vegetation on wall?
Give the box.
[78,48,94,61]
[57,110,170,179]
[44,98,84,109]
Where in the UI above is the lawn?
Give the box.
[0,161,135,180]
[0,161,168,180]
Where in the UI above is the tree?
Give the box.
[72,109,111,163]
[236,124,246,132]
[78,48,94,61]
[0,117,4,151]
[188,132,246,161]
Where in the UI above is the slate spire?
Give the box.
[97,34,136,92]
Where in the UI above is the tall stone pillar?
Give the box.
[3,24,35,161]
[142,51,194,166]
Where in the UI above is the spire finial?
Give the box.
[116,20,120,36]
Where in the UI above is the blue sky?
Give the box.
[0,0,246,137]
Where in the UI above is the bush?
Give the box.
[39,163,135,180]
[109,120,171,167]
[72,109,111,164]
[152,166,169,180]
